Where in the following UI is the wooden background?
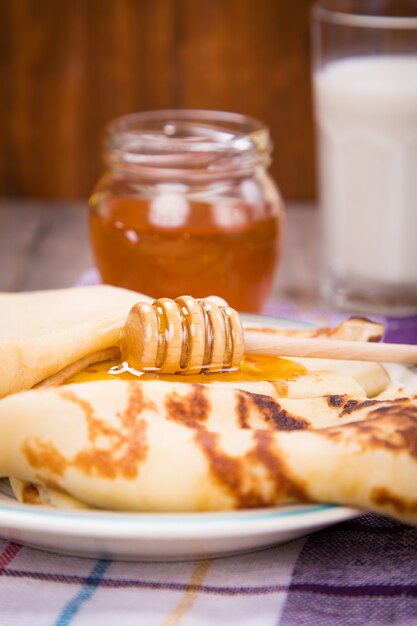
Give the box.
[0,0,316,200]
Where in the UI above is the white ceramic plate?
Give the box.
[0,481,359,561]
[0,314,411,561]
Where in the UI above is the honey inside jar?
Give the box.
[90,195,281,313]
[68,354,306,385]
[89,110,284,313]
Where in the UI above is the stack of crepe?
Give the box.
[0,286,416,525]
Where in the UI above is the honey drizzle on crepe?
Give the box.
[67,354,306,386]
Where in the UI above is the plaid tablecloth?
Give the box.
[1,272,414,625]
[0,514,416,625]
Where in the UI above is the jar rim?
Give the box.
[105,109,272,178]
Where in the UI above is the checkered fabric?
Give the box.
[0,514,415,625]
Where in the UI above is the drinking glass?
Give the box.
[311,0,417,314]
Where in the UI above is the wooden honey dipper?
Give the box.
[120,296,417,374]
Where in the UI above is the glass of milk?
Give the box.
[311,0,417,314]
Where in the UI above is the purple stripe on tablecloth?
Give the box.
[384,315,417,345]
[289,583,417,597]
[0,567,287,594]
[2,568,417,598]
[279,515,417,626]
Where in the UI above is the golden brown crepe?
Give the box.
[1,285,414,525]
[0,381,416,524]
[0,286,152,397]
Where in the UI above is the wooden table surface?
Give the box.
[0,200,321,307]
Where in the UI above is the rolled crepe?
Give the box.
[0,286,151,397]
[1,381,416,525]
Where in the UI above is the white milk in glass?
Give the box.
[314,55,417,310]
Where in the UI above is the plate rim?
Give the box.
[0,496,361,538]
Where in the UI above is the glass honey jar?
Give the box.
[89,110,284,312]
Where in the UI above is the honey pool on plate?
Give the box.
[69,354,306,385]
